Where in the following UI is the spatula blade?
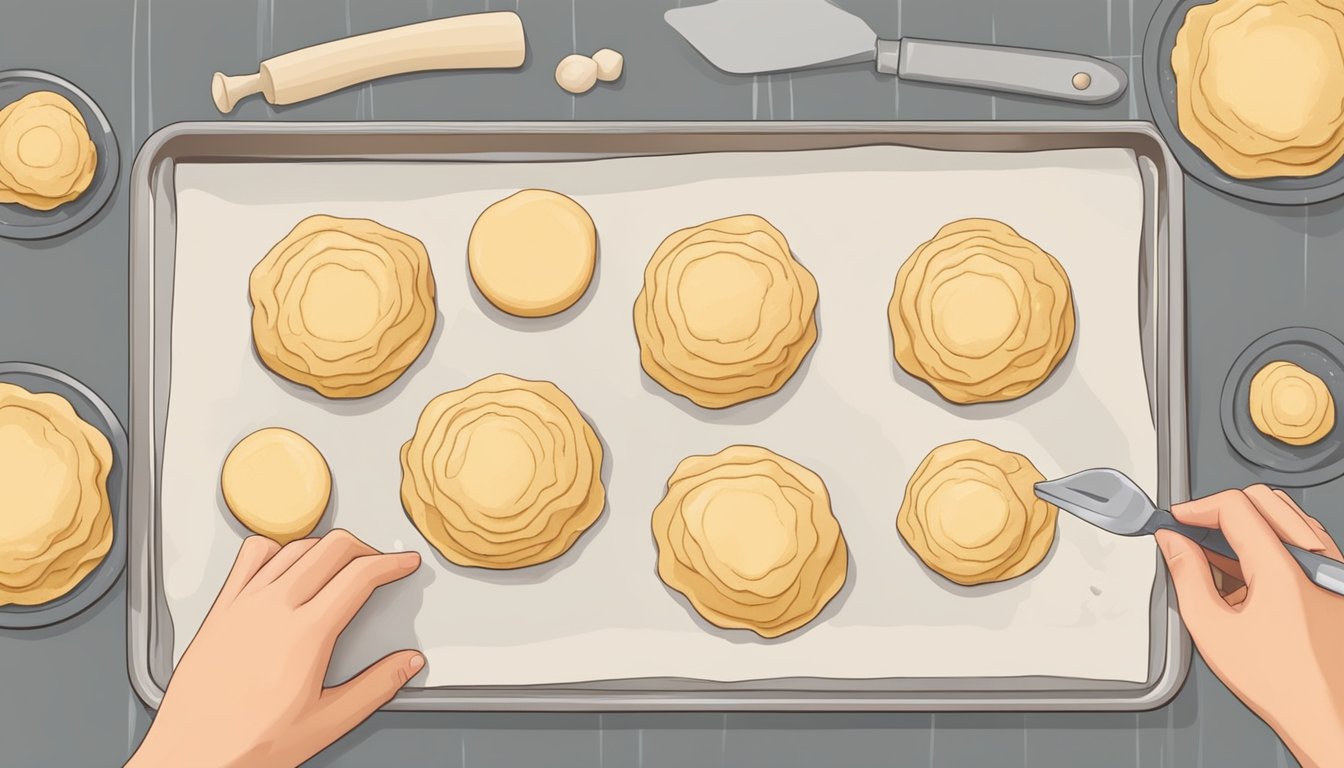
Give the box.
[666,0,878,75]
[1034,468,1157,536]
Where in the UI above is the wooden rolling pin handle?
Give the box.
[212,72,265,114]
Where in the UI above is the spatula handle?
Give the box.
[879,38,1126,105]
[1154,515,1344,597]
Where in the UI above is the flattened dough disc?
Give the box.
[469,189,597,318]
[221,427,331,544]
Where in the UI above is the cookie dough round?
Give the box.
[400,373,606,569]
[1249,360,1336,446]
[1172,0,1344,178]
[0,91,98,211]
[250,214,437,399]
[890,218,1075,405]
[468,189,597,317]
[221,428,331,544]
[652,445,847,638]
[0,383,114,607]
[897,440,1057,586]
[634,214,820,409]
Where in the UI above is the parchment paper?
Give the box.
[162,146,1158,686]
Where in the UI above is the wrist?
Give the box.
[1278,712,1344,768]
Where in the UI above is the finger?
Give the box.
[247,537,321,588]
[1156,530,1231,636]
[1243,485,1326,552]
[1170,490,1297,582]
[1273,490,1344,560]
[1224,585,1249,607]
[305,552,421,630]
[217,536,282,603]
[280,529,379,603]
[317,650,424,737]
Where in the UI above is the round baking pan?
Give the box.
[1220,328,1344,487]
[0,362,127,629]
[1144,0,1344,205]
[0,70,120,240]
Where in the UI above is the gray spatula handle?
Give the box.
[1153,513,1344,597]
[876,38,1126,104]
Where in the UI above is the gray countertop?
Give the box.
[0,0,1332,765]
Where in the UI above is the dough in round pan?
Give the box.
[221,428,331,545]
[889,218,1075,405]
[897,440,1057,586]
[652,445,847,638]
[0,91,98,210]
[634,215,819,409]
[1172,0,1344,178]
[0,383,114,607]
[1249,360,1336,446]
[400,373,605,569]
[468,189,597,317]
[250,214,437,399]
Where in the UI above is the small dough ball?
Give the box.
[592,48,624,82]
[1249,360,1336,446]
[222,428,331,544]
[468,189,597,317]
[556,54,598,94]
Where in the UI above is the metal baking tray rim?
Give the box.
[129,120,1189,712]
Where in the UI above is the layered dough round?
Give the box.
[221,428,331,544]
[250,214,437,399]
[1250,360,1336,446]
[1172,0,1344,178]
[890,218,1075,404]
[400,373,606,569]
[634,214,819,409]
[0,91,97,211]
[897,440,1057,586]
[0,383,113,607]
[652,445,847,638]
[468,189,597,317]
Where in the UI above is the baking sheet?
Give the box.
[161,146,1157,687]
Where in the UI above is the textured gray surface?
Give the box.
[0,0,1332,765]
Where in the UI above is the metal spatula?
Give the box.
[1036,468,1344,596]
[666,0,1125,104]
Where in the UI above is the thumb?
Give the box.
[1155,530,1230,639]
[317,650,424,736]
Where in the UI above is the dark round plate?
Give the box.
[0,362,127,629]
[0,70,120,240]
[1220,328,1344,487]
[1143,0,1344,205]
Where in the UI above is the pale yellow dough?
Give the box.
[1249,361,1336,446]
[250,214,437,399]
[897,440,1058,586]
[651,445,847,638]
[221,428,331,544]
[0,383,114,607]
[468,190,597,317]
[890,218,1075,404]
[0,91,98,211]
[400,373,606,569]
[1172,0,1344,178]
[634,214,820,409]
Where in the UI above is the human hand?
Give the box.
[127,530,423,768]
[1156,485,1344,768]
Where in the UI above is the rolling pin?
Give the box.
[212,11,525,113]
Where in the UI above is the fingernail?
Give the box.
[409,653,425,671]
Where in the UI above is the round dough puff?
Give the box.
[652,445,847,638]
[897,440,1057,586]
[250,214,437,399]
[0,383,113,607]
[400,373,606,569]
[221,428,332,544]
[634,214,819,409]
[1172,0,1344,178]
[0,91,98,211]
[889,218,1075,405]
[468,189,597,317]
[1249,360,1336,445]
